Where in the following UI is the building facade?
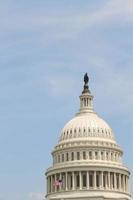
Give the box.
[45,74,131,200]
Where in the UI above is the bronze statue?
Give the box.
[82,73,90,94]
[84,73,89,85]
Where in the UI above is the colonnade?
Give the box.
[47,171,130,194]
[54,150,122,164]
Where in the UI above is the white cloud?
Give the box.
[89,0,133,24]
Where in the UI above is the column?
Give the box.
[122,175,125,192]
[105,173,108,189]
[87,171,89,189]
[72,172,75,190]
[74,152,76,161]
[65,172,68,191]
[86,151,89,160]
[127,176,130,194]
[104,151,106,160]
[98,151,101,160]
[101,171,103,189]
[80,151,83,160]
[125,176,127,193]
[79,171,82,190]
[67,173,69,190]
[55,174,57,192]
[110,173,113,189]
[92,151,95,160]
[94,171,96,189]
[114,153,116,162]
[108,172,110,190]
[108,152,110,161]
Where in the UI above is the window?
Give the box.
[95,152,98,160]
[66,153,69,161]
[77,152,80,160]
[62,154,64,162]
[71,152,74,161]
[89,151,92,160]
[58,155,60,163]
[106,152,109,160]
[83,151,86,160]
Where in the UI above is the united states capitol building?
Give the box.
[45,74,131,200]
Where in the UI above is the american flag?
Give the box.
[53,179,62,187]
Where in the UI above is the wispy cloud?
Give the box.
[1,0,133,42]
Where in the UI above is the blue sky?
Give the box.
[0,0,133,200]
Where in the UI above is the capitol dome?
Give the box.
[45,73,131,200]
[60,112,115,143]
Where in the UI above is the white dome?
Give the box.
[60,112,115,142]
[46,75,131,200]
